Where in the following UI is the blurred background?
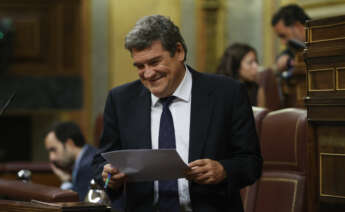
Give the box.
[0,0,344,163]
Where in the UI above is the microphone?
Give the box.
[287,39,306,51]
[0,91,16,116]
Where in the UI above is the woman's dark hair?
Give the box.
[216,43,257,79]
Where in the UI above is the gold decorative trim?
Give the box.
[301,0,345,9]
[307,28,311,43]
[261,177,298,212]
[308,68,335,92]
[319,153,345,199]
[308,68,334,72]
[264,114,300,167]
[336,67,345,91]
[309,35,345,44]
[296,83,306,101]
[308,20,345,43]
[310,21,345,29]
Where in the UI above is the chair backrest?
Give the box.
[242,108,308,212]
[240,181,258,212]
[257,68,282,111]
[94,113,104,148]
[260,108,307,173]
[254,171,305,212]
[252,106,269,135]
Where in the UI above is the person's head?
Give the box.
[125,15,187,98]
[216,43,258,82]
[44,121,85,169]
[271,4,310,44]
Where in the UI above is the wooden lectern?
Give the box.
[0,200,111,212]
[304,15,345,212]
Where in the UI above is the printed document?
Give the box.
[101,149,189,182]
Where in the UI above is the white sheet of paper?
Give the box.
[101,149,189,182]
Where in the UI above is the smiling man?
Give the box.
[92,15,262,212]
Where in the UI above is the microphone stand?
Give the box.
[0,91,16,116]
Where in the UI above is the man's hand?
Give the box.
[102,163,127,190]
[185,159,227,184]
[275,54,294,73]
[50,163,72,182]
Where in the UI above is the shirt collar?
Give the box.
[151,65,192,106]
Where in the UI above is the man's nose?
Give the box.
[253,62,259,69]
[143,67,155,79]
[49,154,56,161]
[282,39,288,45]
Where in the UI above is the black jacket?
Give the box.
[92,67,262,212]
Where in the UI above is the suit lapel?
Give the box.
[189,69,214,162]
[129,85,152,149]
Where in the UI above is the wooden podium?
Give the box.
[304,15,345,211]
[0,200,111,212]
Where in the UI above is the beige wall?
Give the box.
[108,0,182,88]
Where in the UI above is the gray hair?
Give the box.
[125,15,187,61]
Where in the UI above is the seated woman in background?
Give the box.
[216,43,281,110]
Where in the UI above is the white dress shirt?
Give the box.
[151,66,192,211]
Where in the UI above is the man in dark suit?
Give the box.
[92,15,262,212]
[271,4,310,73]
[44,121,98,201]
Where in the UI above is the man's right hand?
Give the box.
[275,54,294,73]
[50,163,72,183]
[102,163,127,190]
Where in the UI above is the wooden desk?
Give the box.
[0,162,60,187]
[305,15,345,212]
[0,200,111,212]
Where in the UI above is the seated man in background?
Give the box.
[271,4,310,73]
[44,121,97,201]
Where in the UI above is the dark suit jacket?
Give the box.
[73,144,97,200]
[92,67,262,212]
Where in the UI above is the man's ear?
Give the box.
[293,22,305,30]
[176,42,185,62]
[65,139,76,149]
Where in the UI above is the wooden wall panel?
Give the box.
[13,18,40,58]
[0,0,81,76]
[310,22,345,42]
[320,154,345,198]
[308,106,345,122]
[308,68,334,91]
[336,68,345,90]
[305,14,345,212]
[318,126,345,201]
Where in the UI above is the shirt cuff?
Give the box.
[60,181,73,190]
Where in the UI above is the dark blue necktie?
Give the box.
[158,96,180,212]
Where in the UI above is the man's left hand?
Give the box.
[185,159,227,184]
